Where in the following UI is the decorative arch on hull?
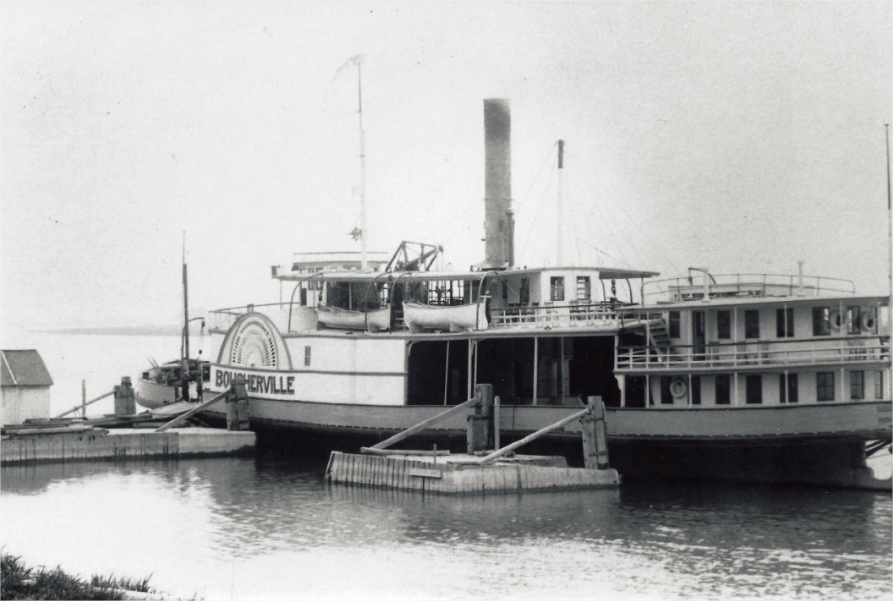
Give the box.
[217,313,293,370]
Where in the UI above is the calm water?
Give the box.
[1,456,890,601]
[1,332,891,600]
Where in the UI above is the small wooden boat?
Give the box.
[316,304,391,332]
[402,301,489,332]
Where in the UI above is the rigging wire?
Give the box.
[564,147,684,277]
[519,165,557,261]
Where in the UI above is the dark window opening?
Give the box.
[812,307,830,336]
[745,374,762,404]
[744,310,759,339]
[625,376,647,408]
[691,376,701,405]
[660,376,674,404]
[715,375,730,405]
[717,311,731,339]
[850,371,864,400]
[817,372,835,402]
[669,311,681,338]
[779,373,798,403]
[776,308,794,338]
[550,277,565,301]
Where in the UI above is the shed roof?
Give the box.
[1,350,54,387]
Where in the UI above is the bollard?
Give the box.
[114,377,136,416]
[225,383,250,431]
[467,383,493,454]
[583,396,609,469]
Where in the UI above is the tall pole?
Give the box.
[557,140,565,266]
[358,61,368,270]
[886,124,891,303]
[182,232,190,362]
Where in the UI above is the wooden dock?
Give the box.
[326,451,619,495]
[1,427,255,464]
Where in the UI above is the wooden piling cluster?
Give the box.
[327,383,621,495]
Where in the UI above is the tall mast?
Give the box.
[557,140,565,266]
[182,231,189,361]
[886,124,891,303]
[358,60,367,270]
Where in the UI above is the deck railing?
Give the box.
[616,336,890,370]
[490,302,642,329]
[641,273,856,305]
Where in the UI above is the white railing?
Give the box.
[641,273,856,305]
[210,303,293,332]
[490,302,643,329]
[616,337,890,370]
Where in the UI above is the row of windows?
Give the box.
[668,306,876,340]
[550,276,591,302]
[657,371,882,404]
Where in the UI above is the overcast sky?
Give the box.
[2,1,891,332]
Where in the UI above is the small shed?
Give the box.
[1,349,54,426]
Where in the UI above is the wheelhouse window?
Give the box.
[717,311,731,340]
[776,308,794,338]
[550,277,565,301]
[744,310,759,339]
[669,311,681,338]
[817,372,834,402]
[812,307,830,336]
[576,276,591,301]
[715,375,730,405]
[850,371,864,400]
[779,373,798,403]
[745,375,762,404]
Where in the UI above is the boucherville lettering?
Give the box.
[214,367,295,395]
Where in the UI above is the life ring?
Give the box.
[670,377,688,398]
[830,310,845,330]
[860,310,876,332]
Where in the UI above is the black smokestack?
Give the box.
[483,99,513,268]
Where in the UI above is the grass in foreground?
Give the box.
[1,550,155,600]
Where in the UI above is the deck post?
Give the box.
[113,377,136,417]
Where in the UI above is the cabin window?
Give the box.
[776,308,794,338]
[304,346,311,367]
[715,375,730,405]
[576,276,591,301]
[744,310,759,339]
[812,307,831,336]
[847,306,861,335]
[520,278,530,305]
[817,372,834,401]
[691,376,701,405]
[300,287,308,306]
[668,311,681,338]
[875,371,884,400]
[501,280,508,302]
[745,375,762,404]
[717,311,731,339]
[850,371,864,400]
[660,377,674,404]
[550,277,565,301]
[779,373,798,403]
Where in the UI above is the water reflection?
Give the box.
[1,457,890,600]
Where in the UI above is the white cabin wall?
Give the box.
[1,386,50,425]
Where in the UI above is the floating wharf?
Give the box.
[326,451,619,495]
[1,426,255,464]
[1,380,255,465]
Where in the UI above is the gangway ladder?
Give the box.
[646,318,673,364]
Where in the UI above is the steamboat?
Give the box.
[138,99,892,488]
